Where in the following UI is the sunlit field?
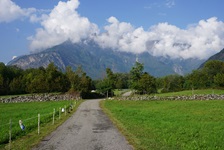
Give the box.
[102,99,224,149]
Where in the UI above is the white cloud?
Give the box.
[29,0,98,51]
[0,0,36,23]
[93,17,224,60]
[165,0,175,8]
[12,56,17,60]
[0,0,24,22]
[28,0,224,60]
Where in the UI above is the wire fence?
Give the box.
[0,100,78,147]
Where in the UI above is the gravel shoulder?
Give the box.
[32,99,133,150]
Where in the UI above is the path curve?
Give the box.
[33,99,133,150]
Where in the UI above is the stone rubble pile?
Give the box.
[0,94,79,103]
[116,94,224,101]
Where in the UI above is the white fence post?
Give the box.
[9,119,12,150]
[59,107,61,119]
[38,114,40,135]
[53,108,55,125]
[64,105,66,116]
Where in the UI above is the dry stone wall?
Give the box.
[0,94,79,103]
[117,94,224,101]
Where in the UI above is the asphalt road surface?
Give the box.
[33,99,133,150]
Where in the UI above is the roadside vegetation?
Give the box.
[0,100,83,150]
[101,98,224,149]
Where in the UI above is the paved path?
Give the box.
[33,99,133,150]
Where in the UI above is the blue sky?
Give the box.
[0,0,224,63]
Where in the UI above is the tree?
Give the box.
[202,60,224,87]
[46,63,60,92]
[0,74,4,95]
[23,68,46,93]
[106,68,115,89]
[214,73,224,87]
[130,62,144,90]
[66,66,76,91]
[161,75,184,92]
[95,78,112,97]
[114,73,130,89]
[184,70,210,89]
[138,73,157,94]
[9,76,25,94]
[66,66,93,97]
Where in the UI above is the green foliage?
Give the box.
[2,59,224,96]
[95,78,113,97]
[129,62,157,94]
[0,62,92,97]
[158,60,224,93]
[184,60,224,89]
[102,100,224,150]
[214,73,224,87]
[66,66,92,98]
[138,73,157,94]
[160,75,184,93]
[130,61,144,85]
[114,73,129,89]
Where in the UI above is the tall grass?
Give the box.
[102,100,224,149]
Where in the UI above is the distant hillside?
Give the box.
[199,48,224,68]
[8,41,204,79]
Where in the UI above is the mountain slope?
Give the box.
[199,48,224,68]
[8,41,204,79]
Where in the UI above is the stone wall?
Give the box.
[116,94,224,101]
[0,94,80,103]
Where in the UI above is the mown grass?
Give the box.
[0,100,82,150]
[113,89,130,96]
[101,100,224,150]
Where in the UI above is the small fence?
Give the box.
[0,100,78,149]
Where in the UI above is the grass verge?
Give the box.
[0,100,83,150]
[101,99,224,150]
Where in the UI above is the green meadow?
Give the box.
[101,99,224,150]
[0,100,81,149]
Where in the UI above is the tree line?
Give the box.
[0,62,92,98]
[95,60,224,96]
[0,60,224,97]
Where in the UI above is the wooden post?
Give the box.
[38,114,40,135]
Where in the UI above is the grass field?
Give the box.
[0,99,81,149]
[101,100,224,150]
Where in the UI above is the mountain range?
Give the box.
[8,41,205,79]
